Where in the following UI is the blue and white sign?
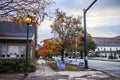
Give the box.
[79,62,84,66]
[57,60,65,69]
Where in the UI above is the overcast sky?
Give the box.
[38,0,120,44]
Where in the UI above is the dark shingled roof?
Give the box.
[0,21,35,39]
[93,36,120,46]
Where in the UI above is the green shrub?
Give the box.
[0,59,36,73]
[48,58,54,61]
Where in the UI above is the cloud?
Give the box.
[37,0,120,43]
[37,19,54,43]
[86,7,120,37]
[54,0,95,10]
[88,25,120,37]
[53,0,120,28]
[88,27,119,37]
[54,0,120,12]
[87,7,120,27]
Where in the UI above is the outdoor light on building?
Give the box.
[24,15,32,79]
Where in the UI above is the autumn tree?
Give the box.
[50,10,83,62]
[50,10,97,61]
[87,34,97,51]
[38,47,47,56]
[77,34,97,59]
[37,38,61,58]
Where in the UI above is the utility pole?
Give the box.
[83,0,97,69]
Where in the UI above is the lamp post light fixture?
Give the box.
[83,0,97,69]
[24,15,32,79]
[75,31,78,61]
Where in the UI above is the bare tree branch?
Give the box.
[0,0,13,9]
[0,0,53,23]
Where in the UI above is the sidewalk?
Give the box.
[0,59,117,80]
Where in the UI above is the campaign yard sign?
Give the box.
[57,60,65,69]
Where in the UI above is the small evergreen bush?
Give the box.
[0,59,36,73]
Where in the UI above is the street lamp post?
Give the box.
[83,0,97,69]
[75,31,78,61]
[24,15,32,79]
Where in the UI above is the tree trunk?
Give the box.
[80,51,83,59]
[61,47,64,63]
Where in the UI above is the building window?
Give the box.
[20,45,26,57]
[104,48,106,51]
[116,48,118,51]
[110,48,112,51]
[8,45,19,58]
[0,44,7,58]
[97,48,99,51]
[0,44,27,59]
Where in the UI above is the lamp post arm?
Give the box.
[85,0,97,13]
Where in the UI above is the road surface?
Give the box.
[88,60,120,78]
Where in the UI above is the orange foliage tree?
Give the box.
[37,38,61,57]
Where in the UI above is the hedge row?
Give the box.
[0,59,36,73]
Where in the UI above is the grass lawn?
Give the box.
[46,61,84,71]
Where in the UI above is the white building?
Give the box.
[93,36,120,59]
